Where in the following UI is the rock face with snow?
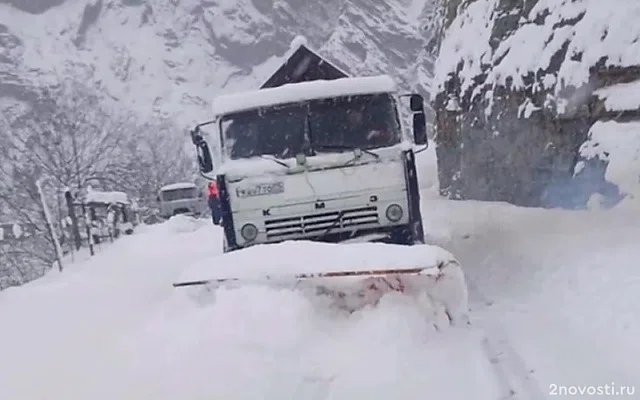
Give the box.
[0,0,436,128]
[431,0,640,208]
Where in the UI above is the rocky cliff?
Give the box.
[431,0,640,208]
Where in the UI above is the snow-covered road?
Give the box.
[1,195,639,399]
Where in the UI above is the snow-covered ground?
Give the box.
[1,148,639,399]
[423,197,640,397]
[0,216,499,400]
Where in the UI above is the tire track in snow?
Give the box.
[422,220,547,399]
[467,279,548,400]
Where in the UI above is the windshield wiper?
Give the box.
[312,143,380,159]
[259,155,290,168]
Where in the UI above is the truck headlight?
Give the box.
[240,223,258,241]
[385,204,403,222]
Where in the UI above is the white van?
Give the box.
[157,182,206,218]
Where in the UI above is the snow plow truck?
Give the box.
[175,75,468,326]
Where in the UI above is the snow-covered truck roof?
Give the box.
[212,75,397,117]
[159,182,197,192]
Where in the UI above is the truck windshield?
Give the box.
[220,93,400,160]
[308,93,401,151]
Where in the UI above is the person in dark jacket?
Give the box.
[207,181,222,225]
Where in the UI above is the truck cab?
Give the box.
[190,75,428,253]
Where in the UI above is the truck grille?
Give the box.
[264,206,379,240]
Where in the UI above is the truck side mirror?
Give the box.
[190,126,203,145]
[196,140,214,173]
[190,121,217,173]
[408,94,427,146]
[412,112,427,146]
[410,94,424,112]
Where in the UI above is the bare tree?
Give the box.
[114,118,198,206]
[0,79,139,288]
[0,77,201,289]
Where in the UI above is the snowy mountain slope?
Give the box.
[0,0,436,127]
[0,215,501,400]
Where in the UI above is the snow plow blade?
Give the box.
[174,241,469,326]
[173,267,428,287]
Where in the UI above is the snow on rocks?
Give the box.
[593,79,640,112]
[577,82,640,200]
[432,0,498,95]
[577,120,640,204]
[433,0,640,96]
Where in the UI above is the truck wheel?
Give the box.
[388,225,414,246]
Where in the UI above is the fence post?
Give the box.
[36,179,64,272]
[82,203,95,256]
[64,189,82,251]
